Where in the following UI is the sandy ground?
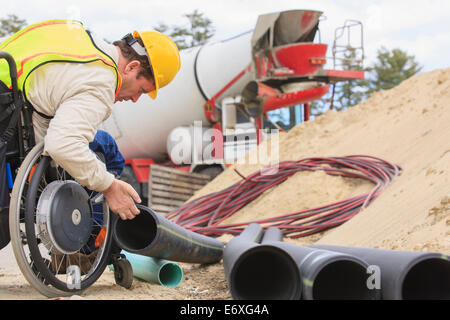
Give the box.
[1,68,449,300]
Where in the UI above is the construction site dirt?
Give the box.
[0,67,449,300]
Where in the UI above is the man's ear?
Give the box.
[124,60,141,74]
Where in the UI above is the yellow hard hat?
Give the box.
[132,30,181,99]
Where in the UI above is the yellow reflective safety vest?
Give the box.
[0,19,122,102]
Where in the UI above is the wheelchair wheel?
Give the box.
[113,258,133,289]
[9,142,114,297]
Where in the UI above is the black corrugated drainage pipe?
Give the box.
[113,205,224,264]
[223,223,302,300]
[310,244,450,300]
[262,228,380,300]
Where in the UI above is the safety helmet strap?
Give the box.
[122,33,148,57]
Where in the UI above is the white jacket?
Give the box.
[27,33,118,192]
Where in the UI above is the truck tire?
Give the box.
[120,165,142,197]
[196,165,224,179]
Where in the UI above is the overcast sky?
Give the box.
[2,0,450,72]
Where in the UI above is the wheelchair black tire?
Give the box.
[113,258,133,289]
[9,142,114,298]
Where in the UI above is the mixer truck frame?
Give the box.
[99,10,365,207]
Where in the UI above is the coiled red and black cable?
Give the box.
[167,155,401,238]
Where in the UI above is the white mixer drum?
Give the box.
[166,125,218,165]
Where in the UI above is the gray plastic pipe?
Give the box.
[310,244,450,300]
[223,223,302,300]
[223,224,379,300]
[262,228,379,300]
[113,204,224,264]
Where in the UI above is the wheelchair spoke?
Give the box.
[91,219,103,229]
[36,231,51,248]
[54,254,65,275]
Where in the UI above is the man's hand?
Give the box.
[102,179,142,220]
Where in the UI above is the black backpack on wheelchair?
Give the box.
[0,51,35,251]
[0,51,132,298]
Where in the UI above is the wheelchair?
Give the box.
[0,52,133,297]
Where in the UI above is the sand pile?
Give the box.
[194,67,450,253]
[0,67,449,299]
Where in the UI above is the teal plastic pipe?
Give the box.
[110,251,183,287]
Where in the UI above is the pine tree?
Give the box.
[367,47,422,93]
[313,47,422,114]
[0,14,26,37]
[154,10,215,50]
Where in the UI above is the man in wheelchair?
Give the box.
[0,20,180,296]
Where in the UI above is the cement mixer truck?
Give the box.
[98,9,365,210]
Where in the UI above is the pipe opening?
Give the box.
[159,263,183,287]
[402,258,450,300]
[313,260,375,300]
[231,246,301,300]
[115,212,157,251]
